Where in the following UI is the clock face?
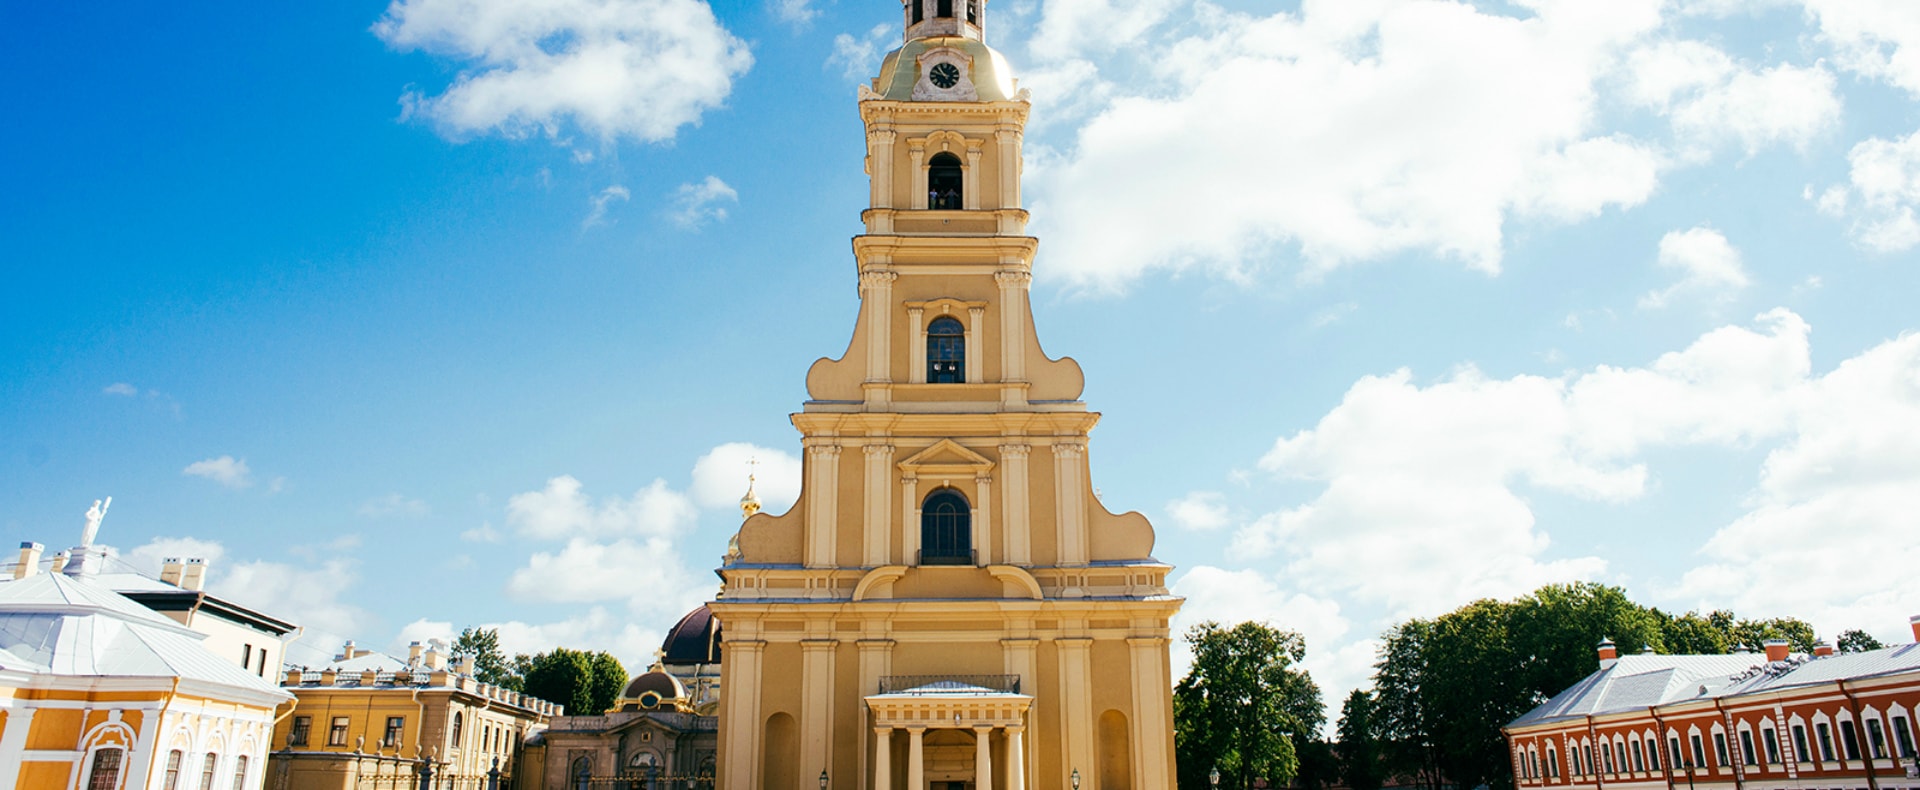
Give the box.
[929,62,961,89]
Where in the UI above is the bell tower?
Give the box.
[708,1,1180,787]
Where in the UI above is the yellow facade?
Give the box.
[708,2,1180,788]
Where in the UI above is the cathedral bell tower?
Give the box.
[707,1,1180,787]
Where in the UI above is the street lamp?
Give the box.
[1211,766,1221,788]
[1682,759,1697,790]
[1071,768,1081,790]
[819,769,829,789]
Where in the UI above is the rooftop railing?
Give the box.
[877,674,1021,695]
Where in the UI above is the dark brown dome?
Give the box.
[661,605,721,665]
[621,667,686,706]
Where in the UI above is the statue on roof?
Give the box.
[81,496,111,548]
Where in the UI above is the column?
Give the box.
[1129,636,1175,787]
[873,728,893,790]
[723,640,768,790]
[1053,442,1088,567]
[994,272,1028,384]
[1057,637,1095,788]
[907,307,927,384]
[807,443,842,568]
[859,640,895,790]
[801,640,838,787]
[862,272,897,386]
[965,145,983,210]
[864,445,895,567]
[910,145,927,209]
[996,126,1021,209]
[901,474,920,564]
[871,126,896,210]
[907,727,926,790]
[966,306,985,383]
[973,474,992,566]
[999,444,1030,565]
[975,726,994,790]
[1006,725,1027,790]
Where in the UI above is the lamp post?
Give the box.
[1211,766,1221,789]
[1071,768,1081,790]
[819,769,829,789]
[1683,759,1696,790]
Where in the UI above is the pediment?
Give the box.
[897,439,994,475]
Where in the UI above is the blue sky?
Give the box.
[5,0,1920,709]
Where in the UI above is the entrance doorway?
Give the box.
[931,783,971,790]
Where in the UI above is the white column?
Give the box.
[994,272,1027,381]
[859,640,894,790]
[974,475,992,566]
[874,728,893,790]
[1058,638,1096,790]
[996,126,1020,209]
[965,146,982,210]
[910,145,927,209]
[723,640,767,790]
[1130,636,1175,787]
[863,271,897,385]
[908,727,926,790]
[864,445,895,567]
[807,443,842,568]
[966,306,985,384]
[907,307,927,384]
[871,127,896,210]
[0,705,35,784]
[801,639,838,787]
[973,726,994,789]
[901,474,920,565]
[1006,725,1027,790]
[999,444,1030,565]
[1053,442,1088,567]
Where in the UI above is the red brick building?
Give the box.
[1504,616,1920,790]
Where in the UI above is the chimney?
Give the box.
[48,551,68,574]
[14,542,43,579]
[451,655,471,676]
[1910,614,1919,644]
[178,558,207,591]
[1597,638,1618,669]
[159,557,184,587]
[409,641,424,666]
[1764,638,1790,662]
[422,647,443,670]
[1813,640,1834,658]
[339,640,355,662]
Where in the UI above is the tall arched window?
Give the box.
[928,152,962,209]
[572,757,592,790]
[163,750,183,790]
[920,488,971,565]
[85,748,124,790]
[451,712,464,750]
[927,316,964,383]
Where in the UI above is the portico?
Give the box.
[867,677,1033,790]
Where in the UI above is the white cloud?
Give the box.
[505,475,697,540]
[1819,128,1920,252]
[127,536,228,574]
[1170,566,1363,728]
[127,536,369,640]
[689,442,801,515]
[372,0,753,143]
[481,608,667,669]
[1027,0,1668,289]
[102,382,137,396]
[1625,41,1840,157]
[1640,226,1750,308]
[1028,0,1187,62]
[827,24,894,80]
[505,536,700,608]
[582,184,630,228]
[182,456,253,489]
[668,176,738,229]
[771,0,817,27]
[358,493,431,518]
[1164,490,1231,531]
[461,522,502,542]
[1803,0,1920,98]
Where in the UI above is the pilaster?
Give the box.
[1056,637,1095,788]
[871,126,897,210]
[900,474,920,564]
[1053,441,1088,568]
[801,639,839,787]
[909,144,928,209]
[864,444,895,567]
[907,306,927,385]
[1129,636,1175,787]
[859,639,896,790]
[806,442,842,568]
[999,444,1031,565]
[722,640,767,790]
[966,305,985,383]
[974,474,993,566]
[863,271,897,391]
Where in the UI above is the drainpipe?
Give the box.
[1713,699,1746,790]
[1588,715,1607,790]
[1652,708,1676,790]
[1836,679,1882,790]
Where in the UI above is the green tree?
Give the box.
[520,648,629,715]
[1174,621,1325,790]
[1335,690,1385,790]
[1837,629,1885,653]
[1655,610,1730,654]
[1372,620,1440,790]
[451,627,518,689]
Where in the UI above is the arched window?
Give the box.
[200,753,218,790]
[911,0,923,25]
[967,0,979,24]
[920,488,971,565]
[928,152,962,209]
[572,756,592,790]
[230,756,249,790]
[927,316,964,383]
[451,712,464,749]
[163,750,184,790]
[85,748,124,790]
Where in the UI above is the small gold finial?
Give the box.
[739,458,762,519]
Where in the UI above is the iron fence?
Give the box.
[877,674,1021,694]
[564,772,715,790]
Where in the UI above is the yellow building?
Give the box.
[266,640,558,789]
[708,1,1180,788]
[0,541,293,790]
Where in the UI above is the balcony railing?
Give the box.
[878,674,1021,695]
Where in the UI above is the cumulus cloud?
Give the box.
[1818,128,1920,252]
[127,536,369,639]
[505,476,698,540]
[1641,226,1750,308]
[505,536,702,611]
[127,536,228,573]
[182,456,253,489]
[689,442,801,514]
[582,185,630,228]
[1625,40,1840,158]
[1803,0,1920,98]
[372,0,753,143]
[1170,566,1364,723]
[1164,490,1232,532]
[358,493,430,518]
[770,0,817,28]
[827,24,894,80]
[668,176,738,229]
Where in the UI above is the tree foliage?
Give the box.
[519,647,629,715]
[1174,621,1326,790]
[451,627,518,689]
[1368,582,1825,790]
[1837,629,1885,653]
[1336,690,1386,790]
